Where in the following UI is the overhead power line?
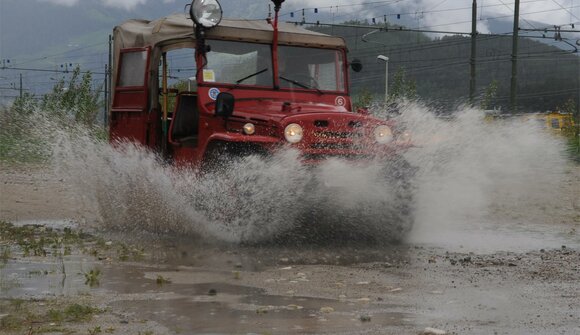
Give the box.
[0,66,106,75]
[9,41,108,67]
[279,0,406,18]
[283,0,576,28]
[291,21,473,35]
[550,0,580,21]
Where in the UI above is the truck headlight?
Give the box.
[374,125,393,144]
[284,123,303,143]
[243,123,255,135]
[398,130,411,142]
[190,0,223,29]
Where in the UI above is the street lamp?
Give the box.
[377,55,389,102]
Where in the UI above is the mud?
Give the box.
[0,164,83,221]
[1,128,580,335]
[1,162,579,334]
[1,227,579,334]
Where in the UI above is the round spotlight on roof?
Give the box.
[190,0,223,29]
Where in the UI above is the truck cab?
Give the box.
[110,0,410,168]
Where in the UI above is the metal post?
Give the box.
[576,60,580,153]
[469,0,477,104]
[377,55,389,102]
[510,0,520,113]
[384,58,389,102]
[107,34,112,127]
[162,53,168,155]
[19,73,22,98]
[104,64,108,126]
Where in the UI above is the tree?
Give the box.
[1,66,104,163]
[481,80,499,110]
[40,66,102,126]
[352,87,374,109]
[561,98,579,157]
[389,67,417,101]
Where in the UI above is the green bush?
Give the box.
[0,66,104,163]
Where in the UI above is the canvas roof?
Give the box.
[113,13,346,50]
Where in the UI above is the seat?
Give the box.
[170,93,198,146]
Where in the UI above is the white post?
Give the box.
[377,55,389,102]
[385,57,389,101]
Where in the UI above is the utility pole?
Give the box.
[104,64,108,126]
[377,55,389,102]
[510,0,520,113]
[19,73,22,98]
[469,0,477,104]
[107,34,113,127]
[576,59,580,154]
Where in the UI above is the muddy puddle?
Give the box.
[2,217,579,334]
[1,231,416,334]
[410,220,580,253]
[108,282,409,334]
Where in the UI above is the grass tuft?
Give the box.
[84,269,101,287]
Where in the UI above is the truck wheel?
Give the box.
[380,155,416,241]
[201,142,268,173]
[197,142,289,243]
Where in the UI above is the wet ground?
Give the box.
[1,165,579,334]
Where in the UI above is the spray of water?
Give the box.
[36,101,572,246]
[48,121,412,244]
[387,101,572,247]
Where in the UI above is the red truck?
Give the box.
[110,0,413,240]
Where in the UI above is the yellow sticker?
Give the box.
[203,69,216,82]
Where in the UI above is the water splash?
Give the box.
[387,102,573,247]
[40,101,573,245]
[49,123,411,244]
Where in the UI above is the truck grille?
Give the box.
[310,143,363,150]
[303,153,372,161]
[313,131,362,139]
[307,119,368,160]
[313,120,363,128]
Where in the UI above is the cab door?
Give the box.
[110,47,151,145]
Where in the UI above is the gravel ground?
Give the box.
[1,164,579,335]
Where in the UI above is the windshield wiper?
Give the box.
[279,76,323,95]
[234,68,269,86]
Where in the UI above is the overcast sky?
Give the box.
[0,0,577,100]
[288,0,579,32]
[35,0,579,33]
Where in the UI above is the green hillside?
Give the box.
[311,23,579,112]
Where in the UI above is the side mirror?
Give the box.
[215,92,235,117]
[350,59,363,72]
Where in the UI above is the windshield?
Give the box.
[204,40,346,92]
[205,40,273,87]
[278,45,345,92]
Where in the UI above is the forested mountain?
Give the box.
[311,23,579,112]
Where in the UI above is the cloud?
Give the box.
[39,0,80,6]
[36,0,580,27]
[39,0,176,11]
[101,0,148,11]
[287,0,579,34]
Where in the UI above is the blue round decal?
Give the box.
[208,87,220,100]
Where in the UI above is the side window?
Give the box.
[160,47,197,113]
[119,50,148,87]
[551,118,560,129]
